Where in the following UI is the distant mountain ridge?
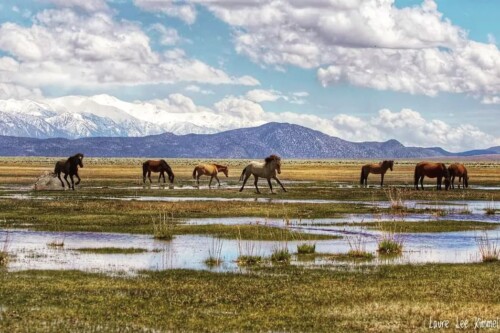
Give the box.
[0,123,496,158]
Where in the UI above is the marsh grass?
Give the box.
[384,186,408,210]
[205,237,224,267]
[270,246,291,263]
[360,220,497,233]
[485,199,496,215]
[377,231,404,255]
[476,233,500,262]
[0,232,9,266]
[297,243,316,254]
[236,226,262,266]
[47,239,64,248]
[152,211,175,240]
[73,247,148,254]
[346,234,373,259]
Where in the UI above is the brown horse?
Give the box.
[142,160,174,184]
[53,153,84,190]
[448,163,469,189]
[414,162,450,190]
[192,164,228,188]
[360,160,394,187]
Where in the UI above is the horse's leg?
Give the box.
[267,178,274,194]
[273,176,287,192]
[209,176,213,188]
[239,174,251,192]
[458,176,462,189]
[420,176,424,190]
[70,174,75,190]
[215,175,221,187]
[148,171,152,184]
[437,177,442,190]
[365,172,368,187]
[158,172,162,183]
[57,172,65,188]
[75,171,81,185]
[253,176,261,194]
[380,173,384,187]
[64,174,71,189]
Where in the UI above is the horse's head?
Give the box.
[265,154,282,174]
[385,160,394,171]
[221,167,229,177]
[168,172,175,184]
[73,153,84,168]
[443,164,451,190]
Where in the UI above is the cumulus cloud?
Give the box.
[184,0,500,101]
[42,0,110,13]
[245,89,309,104]
[133,0,196,24]
[0,8,259,90]
[185,85,214,95]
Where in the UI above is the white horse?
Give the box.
[239,155,287,194]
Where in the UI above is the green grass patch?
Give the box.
[360,220,499,233]
[378,236,403,255]
[297,243,316,254]
[270,247,291,263]
[329,251,375,261]
[2,264,500,332]
[73,247,148,254]
[236,255,262,266]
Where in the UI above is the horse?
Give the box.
[192,164,228,188]
[414,162,450,190]
[360,160,394,187]
[239,155,287,194]
[448,163,469,189]
[142,160,174,184]
[53,153,84,190]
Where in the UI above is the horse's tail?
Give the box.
[142,162,148,177]
[414,165,419,187]
[239,166,248,182]
[360,168,364,185]
[192,166,198,179]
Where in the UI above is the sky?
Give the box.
[0,0,499,152]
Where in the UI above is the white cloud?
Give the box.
[42,0,110,13]
[190,0,500,101]
[150,23,180,46]
[245,89,281,102]
[185,85,214,95]
[0,9,259,90]
[133,0,196,24]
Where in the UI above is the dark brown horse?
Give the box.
[414,162,450,190]
[192,164,228,188]
[54,153,84,190]
[448,163,469,189]
[360,160,394,187]
[142,160,174,184]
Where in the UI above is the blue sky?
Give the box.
[0,0,498,151]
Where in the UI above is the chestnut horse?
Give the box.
[360,160,394,187]
[239,155,286,194]
[448,163,469,189]
[54,153,84,190]
[142,160,174,184]
[414,162,450,190]
[192,164,228,188]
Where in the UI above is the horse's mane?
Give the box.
[264,154,281,165]
[160,159,172,172]
[67,153,84,163]
[214,164,227,170]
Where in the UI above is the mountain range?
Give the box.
[0,122,498,158]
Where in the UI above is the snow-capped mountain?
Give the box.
[0,95,230,138]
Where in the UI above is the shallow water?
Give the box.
[2,222,499,275]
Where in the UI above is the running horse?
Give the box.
[142,160,175,184]
[53,153,84,190]
[414,162,450,190]
[360,160,394,187]
[239,155,286,194]
[192,164,228,188]
[448,163,469,189]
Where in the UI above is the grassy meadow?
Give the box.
[0,156,499,332]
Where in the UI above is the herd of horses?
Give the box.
[53,153,469,192]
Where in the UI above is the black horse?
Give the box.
[54,153,84,190]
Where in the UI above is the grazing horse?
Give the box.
[448,163,469,189]
[360,160,394,187]
[53,153,84,190]
[192,164,229,188]
[239,155,287,194]
[142,160,174,184]
[414,162,450,190]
